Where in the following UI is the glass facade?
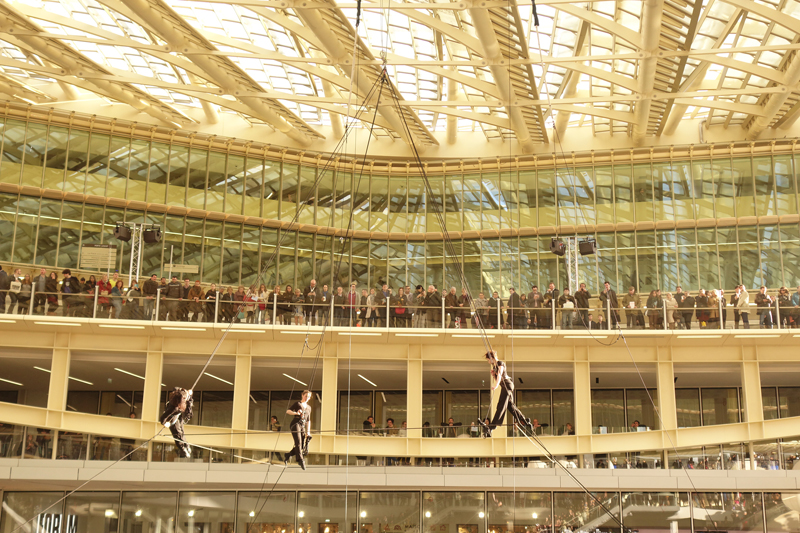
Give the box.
[3,490,797,533]
[1,119,800,293]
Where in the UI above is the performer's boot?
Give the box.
[298,455,307,470]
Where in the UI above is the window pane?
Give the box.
[127,140,150,203]
[222,222,243,285]
[167,145,188,207]
[762,387,778,420]
[388,176,407,233]
[552,389,574,434]
[370,176,388,232]
[675,388,700,427]
[636,230,657,291]
[591,389,625,431]
[184,217,204,275]
[36,198,61,266]
[488,492,551,531]
[780,224,800,287]
[408,177,426,232]
[692,492,764,533]
[445,390,477,432]
[177,491,235,533]
[206,152,226,213]
[774,155,797,215]
[200,391,234,428]
[765,493,800,533]
[263,160,281,219]
[226,154,244,215]
[22,123,47,188]
[106,136,131,199]
[779,387,800,418]
[620,492,690,533]
[693,160,715,219]
[422,391,443,435]
[43,126,69,190]
[12,195,38,264]
[518,390,552,434]
[297,491,357,533]
[85,132,110,196]
[697,228,720,290]
[64,130,89,194]
[120,491,177,533]
[734,158,756,217]
[484,173,504,230]
[702,388,739,425]
[0,491,64,533]
[761,225,781,288]
[423,492,483,533]
[538,169,557,226]
[242,226,260,288]
[553,492,621,533]
[359,492,418,533]
[238,492,295,533]
[718,227,741,289]
[281,163,299,220]
[677,229,698,289]
[187,148,208,210]
[146,142,169,204]
[338,391,372,433]
[626,389,658,430]
[633,163,653,222]
[754,156,776,217]
[203,220,223,284]
[519,170,537,227]
[0,119,26,185]
[657,229,679,291]
[65,491,119,533]
[59,202,84,267]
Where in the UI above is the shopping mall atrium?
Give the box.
[0,0,800,530]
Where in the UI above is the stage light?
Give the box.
[550,238,565,256]
[114,224,131,242]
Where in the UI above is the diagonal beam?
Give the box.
[107,0,323,146]
[554,21,589,138]
[467,0,547,152]
[291,1,438,149]
[746,50,800,140]
[631,0,665,144]
[0,2,191,128]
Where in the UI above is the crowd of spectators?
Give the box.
[1,264,798,330]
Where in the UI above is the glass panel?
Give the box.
[774,155,797,215]
[553,492,621,533]
[653,162,673,221]
[702,388,739,425]
[237,492,296,533]
[65,491,119,533]
[207,152,227,213]
[636,231,657,291]
[339,391,372,433]
[106,136,131,199]
[633,163,653,222]
[754,156,776,217]
[697,228,720,290]
[297,491,357,533]
[12,195,38,264]
[715,158,737,218]
[370,176,388,232]
[422,391,443,436]
[263,160,281,219]
[43,125,69,190]
[187,148,208,210]
[127,140,150,203]
[0,119,26,185]
[677,229,698,290]
[297,233,314,287]
[408,177,425,233]
[538,169,557,226]
[692,492,764,533]
[359,492,418,533]
[626,389,658,430]
[58,202,82,269]
[657,229,679,292]
[620,492,690,533]
[203,220,223,284]
[22,123,47,188]
[765,493,800,533]
[675,388,700,427]
[444,391,477,434]
[167,145,189,207]
[552,390,574,434]
[177,491,235,533]
[762,387,778,420]
[281,163,299,220]
[226,154,245,215]
[693,160,715,219]
[780,224,800,288]
[463,175,481,231]
[518,390,551,434]
[779,387,800,418]
[0,491,64,533]
[487,492,551,531]
[84,132,111,196]
[200,391,234,428]
[591,389,625,431]
[423,492,483,533]
[761,225,782,288]
[242,225,260,288]
[575,167,595,225]
[739,226,761,289]
[388,241,406,288]
[121,491,177,533]
[718,227,741,289]
[407,242,425,293]
[64,129,89,194]
[519,170,537,227]
[426,177,443,232]
[334,170,352,230]
[222,222,242,285]
[482,173,502,229]
[36,198,62,266]
[146,142,170,204]
[617,232,636,291]
[734,158,756,217]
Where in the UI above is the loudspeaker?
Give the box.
[143,228,162,244]
[579,239,597,256]
[114,225,131,242]
[550,238,565,256]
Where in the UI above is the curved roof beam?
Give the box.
[107,0,323,146]
[631,0,664,144]
[0,3,191,128]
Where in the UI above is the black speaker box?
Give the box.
[114,225,131,242]
[550,238,566,256]
[579,240,597,256]
[143,228,162,244]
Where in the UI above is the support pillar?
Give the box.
[231,355,252,430]
[142,351,164,422]
[407,356,423,439]
[741,359,763,425]
[656,361,677,431]
[47,348,70,412]
[573,360,591,436]
[320,356,338,434]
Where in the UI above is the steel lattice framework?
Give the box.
[0,0,798,154]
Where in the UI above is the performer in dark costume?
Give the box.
[159,387,194,458]
[479,351,529,437]
[283,390,312,470]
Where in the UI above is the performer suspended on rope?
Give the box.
[283,390,312,470]
[159,387,194,458]
[479,351,530,437]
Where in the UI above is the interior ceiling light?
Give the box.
[0,377,23,386]
[358,374,377,387]
[34,366,93,385]
[204,372,233,385]
[283,373,307,386]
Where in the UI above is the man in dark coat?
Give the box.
[574,282,592,328]
[680,291,696,330]
[425,285,442,328]
[507,288,523,329]
[599,281,619,327]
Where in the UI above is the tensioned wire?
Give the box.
[382,66,630,533]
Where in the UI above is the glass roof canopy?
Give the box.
[0,0,798,155]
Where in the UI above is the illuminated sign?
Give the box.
[35,514,77,533]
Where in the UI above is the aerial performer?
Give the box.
[479,351,530,437]
[160,387,194,458]
[283,390,312,470]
